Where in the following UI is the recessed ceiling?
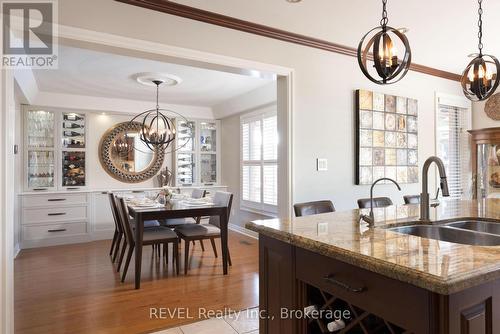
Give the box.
[32,46,274,107]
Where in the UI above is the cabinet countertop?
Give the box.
[19,185,228,196]
[246,199,500,294]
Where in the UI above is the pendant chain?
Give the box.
[380,0,388,28]
[477,0,483,55]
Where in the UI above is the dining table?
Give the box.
[127,199,230,289]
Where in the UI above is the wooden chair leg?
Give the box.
[109,230,118,255]
[228,249,232,266]
[112,233,122,262]
[157,243,161,257]
[117,240,127,272]
[184,239,190,275]
[210,238,218,258]
[121,245,134,282]
[164,243,168,264]
[200,240,205,251]
[174,241,180,275]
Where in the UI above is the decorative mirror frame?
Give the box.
[98,121,165,183]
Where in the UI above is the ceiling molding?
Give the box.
[115,0,461,82]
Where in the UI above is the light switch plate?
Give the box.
[317,158,328,171]
[317,222,328,235]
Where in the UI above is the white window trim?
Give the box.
[240,104,278,215]
[434,92,472,199]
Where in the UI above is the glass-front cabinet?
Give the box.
[174,119,220,187]
[24,106,87,191]
[469,127,500,199]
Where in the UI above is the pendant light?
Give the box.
[460,0,499,101]
[357,0,411,84]
[129,79,190,152]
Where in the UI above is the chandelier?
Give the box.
[460,0,499,101]
[129,80,190,152]
[357,0,411,85]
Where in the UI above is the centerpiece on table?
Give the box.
[158,186,173,204]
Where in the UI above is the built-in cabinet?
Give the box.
[469,127,500,199]
[24,105,87,191]
[19,186,228,249]
[174,119,220,187]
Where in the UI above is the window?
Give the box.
[436,95,472,199]
[241,108,278,213]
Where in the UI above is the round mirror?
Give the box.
[99,122,165,183]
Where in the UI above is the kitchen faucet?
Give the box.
[359,177,401,227]
[420,156,450,221]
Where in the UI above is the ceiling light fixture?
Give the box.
[129,79,190,152]
[357,0,411,85]
[460,0,499,102]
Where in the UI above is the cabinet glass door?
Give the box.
[27,110,55,148]
[28,151,55,189]
[200,153,217,184]
[62,112,85,148]
[477,143,500,198]
[177,153,195,185]
[200,121,216,153]
[177,120,195,152]
[62,151,86,187]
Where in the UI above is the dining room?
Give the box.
[10,40,285,334]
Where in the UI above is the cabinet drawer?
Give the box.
[22,193,88,207]
[23,206,87,224]
[22,222,87,241]
[296,248,431,334]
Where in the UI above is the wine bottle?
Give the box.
[63,130,83,137]
[63,122,84,129]
[326,320,346,332]
[64,114,84,121]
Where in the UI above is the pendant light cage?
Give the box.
[128,80,192,153]
[460,0,500,101]
[357,0,412,85]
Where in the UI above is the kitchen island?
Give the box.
[246,199,500,334]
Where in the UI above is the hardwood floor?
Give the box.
[14,231,259,334]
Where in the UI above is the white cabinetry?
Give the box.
[21,193,90,248]
[91,191,114,236]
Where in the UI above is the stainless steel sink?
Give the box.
[443,220,500,235]
[388,223,500,246]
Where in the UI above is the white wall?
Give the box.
[57,0,464,211]
[472,87,500,129]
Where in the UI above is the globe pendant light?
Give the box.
[357,0,411,85]
[129,79,190,152]
[460,0,500,102]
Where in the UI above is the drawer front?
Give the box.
[22,222,87,241]
[22,193,88,207]
[23,206,88,224]
[296,248,431,334]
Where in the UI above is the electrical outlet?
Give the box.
[317,158,328,171]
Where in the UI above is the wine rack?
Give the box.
[303,283,411,334]
[62,112,85,148]
[174,119,220,187]
[62,151,86,187]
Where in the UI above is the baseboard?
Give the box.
[228,223,258,239]
[14,243,21,258]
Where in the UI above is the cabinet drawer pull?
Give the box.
[101,191,108,194]
[47,228,67,232]
[48,198,66,202]
[66,187,79,190]
[323,274,365,293]
[48,212,66,216]
[33,188,48,191]
[132,190,144,193]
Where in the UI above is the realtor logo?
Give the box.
[1,0,58,68]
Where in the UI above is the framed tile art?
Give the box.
[355,89,419,185]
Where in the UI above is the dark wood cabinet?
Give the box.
[259,236,500,334]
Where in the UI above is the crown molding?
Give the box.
[115,0,461,82]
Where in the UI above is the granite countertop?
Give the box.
[246,199,500,295]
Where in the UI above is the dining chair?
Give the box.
[403,195,421,204]
[108,192,121,259]
[357,197,393,209]
[174,191,233,274]
[109,193,163,270]
[116,196,180,282]
[293,200,335,217]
